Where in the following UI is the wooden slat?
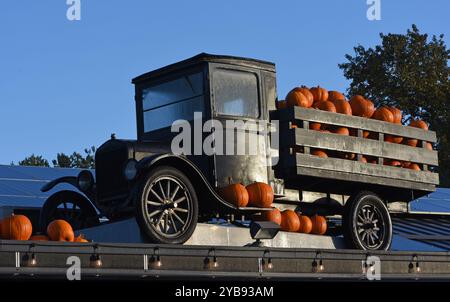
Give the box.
[284,128,439,166]
[294,166,436,192]
[293,153,439,185]
[275,107,437,142]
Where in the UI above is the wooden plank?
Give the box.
[276,107,437,142]
[295,166,436,192]
[285,128,439,166]
[293,153,439,185]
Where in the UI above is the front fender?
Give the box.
[41,176,78,192]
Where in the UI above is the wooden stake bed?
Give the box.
[272,107,439,196]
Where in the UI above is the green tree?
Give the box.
[51,146,96,169]
[339,24,450,187]
[18,154,50,167]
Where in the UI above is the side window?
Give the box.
[142,72,204,133]
[214,69,259,118]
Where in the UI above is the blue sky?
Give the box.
[0,0,448,164]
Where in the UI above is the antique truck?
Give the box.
[40,53,439,250]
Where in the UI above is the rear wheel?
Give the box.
[39,190,100,232]
[136,166,198,244]
[343,191,392,250]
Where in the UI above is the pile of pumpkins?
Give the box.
[258,208,327,235]
[0,213,89,243]
[218,182,327,235]
[277,86,432,171]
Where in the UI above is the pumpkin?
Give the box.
[280,210,300,232]
[297,87,314,106]
[219,183,249,207]
[349,129,370,138]
[332,99,352,115]
[29,234,50,241]
[360,156,368,163]
[310,122,321,131]
[343,153,356,160]
[316,101,336,113]
[385,135,403,144]
[74,234,89,243]
[311,149,328,158]
[332,127,350,136]
[388,107,402,124]
[276,100,287,109]
[372,107,394,123]
[297,214,312,234]
[405,138,418,147]
[408,163,421,171]
[385,159,402,167]
[259,208,282,225]
[425,142,433,150]
[410,120,429,130]
[311,215,327,235]
[286,88,313,108]
[246,182,274,208]
[0,214,32,240]
[309,86,328,103]
[328,91,346,102]
[349,95,374,118]
[47,220,74,242]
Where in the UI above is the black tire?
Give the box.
[39,190,100,232]
[136,166,198,244]
[343,191,392,250]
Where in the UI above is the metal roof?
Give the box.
[0,165,83,208]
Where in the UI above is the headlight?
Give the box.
[124,159,138,181]
[77,170,94,191]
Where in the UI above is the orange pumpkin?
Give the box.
[246,182,274,208]
[29,234,50,241]
[297,87,314,106]
[328,91,346,102]
[311,149,328,158]
[309,86,329,103]
[259,208,282,225]
[47,220,74,242]
[310,122,321,131]
[74,234,89,243]
[286,88,313,108]
[219,183,249,207]
[297,214,312,234]
[372,107,394,123]
[410,120,429,130]
[349,95,374,118]
[311,215,327,235]
[408,163,421,171]
[405,138,418,147]
[425,142,433,150]
[385,159,402,167]
[360,156,368,163]
[385,135,403,144]
[332,99,352,115]
[316,101,336,113]
[0,214,32,240]
[342,153,356,160]
[280,210,300,232]
[332,127,350,136]
[388,107,402,124]
[276,100,287,109]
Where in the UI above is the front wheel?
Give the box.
[343,191,392,250]
[136,166,198,244]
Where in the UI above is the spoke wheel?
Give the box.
[39,190,100,232]
[343,191,392,251]
[136,166,198,244]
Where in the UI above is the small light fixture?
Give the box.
[312,251,324,273]
[28,253,38,267]
[90,245,102,268]
[262,250,273,270]
[150,247,162,269]
[25,244,37,267]
[409,255,420,273]
[204,248,219,270]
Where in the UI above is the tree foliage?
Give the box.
[339,24,450,187]
[17,146,96,169]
